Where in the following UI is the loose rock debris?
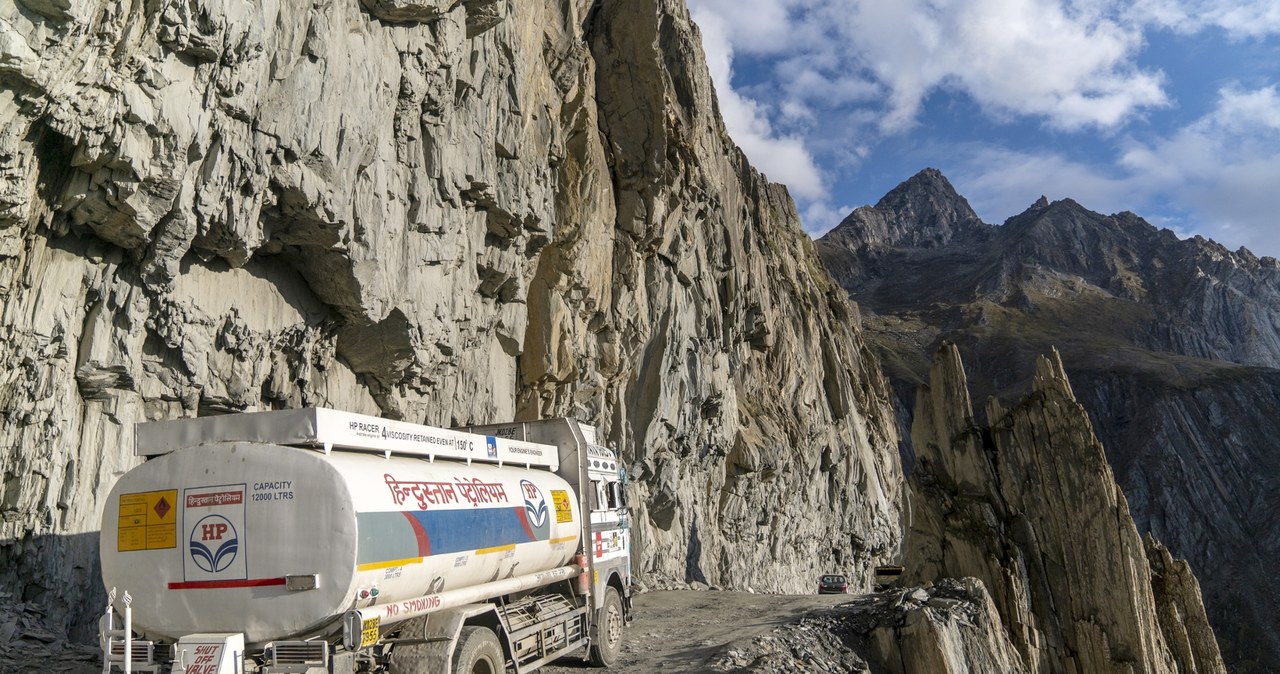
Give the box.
[0,593,98,674]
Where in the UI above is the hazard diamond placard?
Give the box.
[118,489,177,552]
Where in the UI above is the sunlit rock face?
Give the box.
[0,0,903,639]
[863,578,1032,674]
[905,345,1225,674]
[818,168,1280,671]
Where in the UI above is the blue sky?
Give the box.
[686,0,1280,257]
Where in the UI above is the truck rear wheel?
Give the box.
[452,626,505,674]
[588,586,624,666]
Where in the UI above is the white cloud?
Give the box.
[946,85,1280,255]
[693,0,1175,135]
[774,59,882,107]
[1119,86,1280,183]
[692,4,828,200]
[687,0,814,55]
[1118,85,1280,254]
[802,200,857,236]
[1124,0,1280,38]
[1209,86,1280,131]
[951,147,1136,223]
[823,0,1171,132]
[687,0,1177,223]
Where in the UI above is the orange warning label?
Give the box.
[118,489,177,552]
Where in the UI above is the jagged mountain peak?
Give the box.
[821,168,985,252]
[873,167,976,221]
[1000,199,1278,276]
[1003,197,1106,238]
[995,197,1165,284]
[1005,196,1101,225]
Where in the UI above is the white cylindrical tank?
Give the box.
[100,442,581,646]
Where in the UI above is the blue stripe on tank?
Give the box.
[356,507,537,566]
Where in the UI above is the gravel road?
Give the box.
[540,589,855,673]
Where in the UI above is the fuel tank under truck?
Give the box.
[100,439,581,647]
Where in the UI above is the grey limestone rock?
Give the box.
[710,578,1029,674]
[905,344,1226,674]
[1145,535,1225,674]
[866,579,1030,674]
[0,0,902,644]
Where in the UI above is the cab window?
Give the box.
[590,480,603,511]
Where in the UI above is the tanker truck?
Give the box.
[98,407,632,674]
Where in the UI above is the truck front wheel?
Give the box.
[452,626,505,674]
[588,586,624,666]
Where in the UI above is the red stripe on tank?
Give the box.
[515,506,535,541]
[168,577,286,590]
[401,511,431,556]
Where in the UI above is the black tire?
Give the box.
[588,586,624,667]
[452,626,505,674]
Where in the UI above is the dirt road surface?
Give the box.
[540,589,854,673]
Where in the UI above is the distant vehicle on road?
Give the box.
[817,574,848,594]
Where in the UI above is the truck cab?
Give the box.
[456,419,633,667]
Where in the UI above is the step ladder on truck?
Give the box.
[98,407,633,673]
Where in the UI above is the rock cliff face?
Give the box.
[0,0,903,640]
[817,169,1280,672]
[906,345,1224,674]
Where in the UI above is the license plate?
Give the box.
[360,616,380,648]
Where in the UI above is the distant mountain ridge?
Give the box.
[820,169,1280,369]
[817,169,1280,672]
